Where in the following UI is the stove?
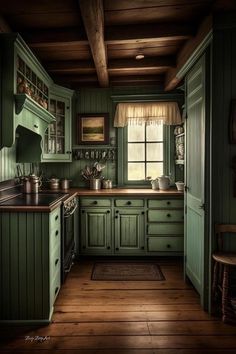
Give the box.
[0,193,67,206]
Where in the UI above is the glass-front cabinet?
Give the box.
[42,85,74,162]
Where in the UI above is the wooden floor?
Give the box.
[1,258,236,354]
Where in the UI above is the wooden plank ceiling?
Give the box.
[0,0,235,90]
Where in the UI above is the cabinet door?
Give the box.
[80,208,112,254]
[114,209,145,254]
[43,94,72,162]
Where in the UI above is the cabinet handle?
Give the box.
[55,287,59,295]
[107,246,111,250]
[167,201,171,205]
[141,246,145,250]
[93,201,98,205]
[55,215,59,221]
[116,210,119,213]
[116,247,119,251]
[115,215,118,219]
[166,244,171,248]
[55,258,59,266]
[127,201,132,205]
[34,124,38,129]
[55,230,59,236]
[167,214,171,218]
[107,210,110,213]
[66,151,72,154]
[142,211,145,215]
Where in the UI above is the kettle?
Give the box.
[151,179,159,190]
[158,175,171,190]
[22,174,41,194]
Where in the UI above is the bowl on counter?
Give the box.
[175,181,185,191]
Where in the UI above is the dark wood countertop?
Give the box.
[0,188,183,212]
[72,187,184,197]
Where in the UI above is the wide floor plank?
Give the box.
[1,258,236,354]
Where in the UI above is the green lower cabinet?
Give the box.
[0,207,61,323]
[114,209,145,255]
[80,208,112,255]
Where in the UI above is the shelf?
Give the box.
[175,160,184,165]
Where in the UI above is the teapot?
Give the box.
[151,179,159,190]
[158,175,171,190]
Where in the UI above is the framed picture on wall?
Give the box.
[77,113,109,145]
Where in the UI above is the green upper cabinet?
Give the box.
[0,33,55,151]
[42,84,74,162]
[0,33,74,163]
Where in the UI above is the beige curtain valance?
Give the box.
[114,102,182,127]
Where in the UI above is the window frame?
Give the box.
[117,124,174,187]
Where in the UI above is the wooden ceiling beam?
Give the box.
[79,0,109,87]
[22,28,88,48]
[108,57,175,70]
[46,60,96,74]
[110,74,164,83]
[105,23,195,44]
[54,74,98,83]
[165,15,212,91]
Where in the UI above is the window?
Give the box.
[127,123,164,181]
[118,122,170,186]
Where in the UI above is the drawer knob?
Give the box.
[127,201,132,205]
[107,246,111,250]
[167,214,171,217]
[116,210,119,213]
[55,215,59,221]
[55,258,59,266]
[167,201,171,205]
[142,211,145,215]
[141,246,145,250]
[115,215,118,219]
[116,247,119,251]
[93,201,98,205]
[34,124,38,129]
[55,230,59,236]
[107,210,110,213]
[167,244,171,248]
[82,210,85,214]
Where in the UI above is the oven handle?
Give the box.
[64,261,74,273]
[64,204,78,218]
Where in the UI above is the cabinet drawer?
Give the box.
[148,210,184,222]
[115,199,144,207]
[80,198,111,207]
[50,207,61,230]
[50,244,60,280]
[147,223,184,235]
[148,237,184,252]
[50,226,60,251]
[148,199,183,208]
[50,269,60,307]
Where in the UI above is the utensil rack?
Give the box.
[73,147,116,161]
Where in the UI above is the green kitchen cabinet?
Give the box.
[0,206,61,323]
[0,33,55,152]
[42,84,74,162]
[146,198,184,255]
[114,208,145,254]
[80,206,112,255]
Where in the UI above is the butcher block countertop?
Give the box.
[73,188,183,197]
[0,188,183,212]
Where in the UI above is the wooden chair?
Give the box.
[212,224,236,323]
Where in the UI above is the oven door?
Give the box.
[62,202,77,282]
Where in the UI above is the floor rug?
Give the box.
[91,262,165,281]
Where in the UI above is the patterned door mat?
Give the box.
[91,262,165,281]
